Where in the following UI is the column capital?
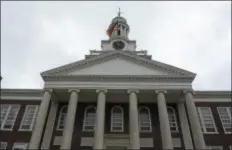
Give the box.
[182,89,195,95]
[43,88,53,94]
[127,89,139,94]
[155,90,167,94]
[96,89,107,93]
[68,89,80,93]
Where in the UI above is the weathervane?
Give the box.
[118,8,123,17]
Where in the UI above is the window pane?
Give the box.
[2,105,20,130]
[139,107,152,132]
[168,107,178,132]
[217,107,232,133]
[0,142,7,150]
[111,106,123,132]
[83,106,96,131]
[0,105,9,127]
[198,107,217,133]
[20,105,38,130]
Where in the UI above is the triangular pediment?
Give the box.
[68,58,171,76]
[41,51,196,78]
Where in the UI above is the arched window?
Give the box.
[57,105,68,130]
[83,106,96,131]
[111,106,124,132]
[139,107,152,132]
[167,107,178,132]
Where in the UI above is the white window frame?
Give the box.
[12,142,28,150]
[217,107,231,134]
[139,106,152,132]
[111,106,124,132]
[197,107,218,134]
[0,142,7,150]
[83,105,96,131]
[167,106,178,132]
[56,105,68,131]
[205,146,223,150]
[19,105,39,131]
[0,104,20,131]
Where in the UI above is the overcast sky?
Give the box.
[1,1,231,90]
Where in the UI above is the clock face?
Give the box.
[113,41,125,50]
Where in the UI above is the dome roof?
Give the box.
[111,16,127,24]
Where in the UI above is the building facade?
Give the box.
[0,12,231,150]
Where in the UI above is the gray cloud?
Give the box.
[1,1,231,90]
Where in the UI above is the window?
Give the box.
[12,143,28,150]
[111,106,124,132]
[197,107,217,133]
[205,146,223,150]
[57,105,68,130]
[217,107,231,133]
[19,105,39,131]
[0,142,7,150]
[167,107,178,132]
[0,104,20,130]
[117,30,121,36]
[139,107,152,132]
[83,106,96,131]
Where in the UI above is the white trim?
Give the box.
[217,107,232,134]
[111,106,124,132]
[83,105,96,131]
[197,107,218,134]
[139,106,152,132]
[12,142,28,150]
[0,142,7,150]
[44,81,192,91]
[56,105,68,131]
[0,96,42,101]
[19,105,39,131]
[167,106,179,132]
[205,146,223,150]
[194,98,231,102]
[0,104,20,131]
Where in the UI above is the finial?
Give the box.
[118,7,123,17]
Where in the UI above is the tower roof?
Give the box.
[111,16,127,24]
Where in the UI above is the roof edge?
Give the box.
[194,90,231,97]
[1,89,43,97]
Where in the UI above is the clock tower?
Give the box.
[101,9,137,51]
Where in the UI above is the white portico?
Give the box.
[28,11,206,150]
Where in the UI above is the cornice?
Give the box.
[1,89,43,100]
[194,91,231,98]
[42,75,194,82]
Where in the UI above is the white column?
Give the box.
[60,89,80,150]
[156,90,173,150]
[29,89,52,150]
[177,102,194,149]
[93,89,107,149]
[128,89,140,150]
[184,90,205,149]
[41,101,58,149]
